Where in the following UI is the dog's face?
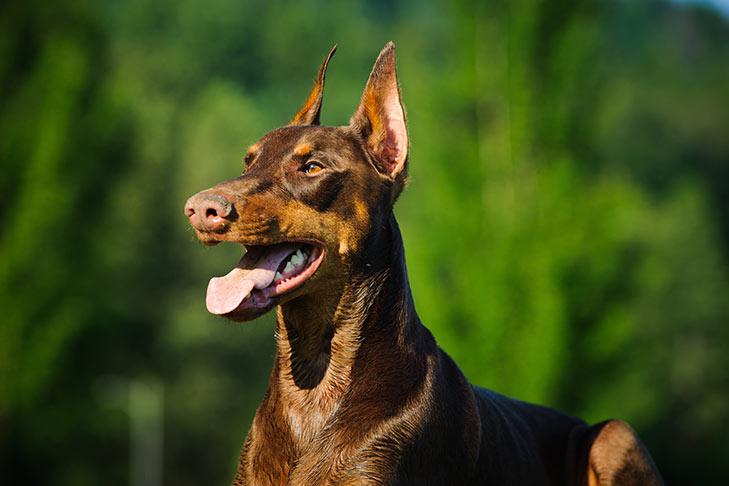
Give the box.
[184,43,408,321]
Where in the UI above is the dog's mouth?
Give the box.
[205,241,325,320]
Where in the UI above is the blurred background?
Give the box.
[2,0,729,484]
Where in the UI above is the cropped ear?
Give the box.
[290,45,337,126]
[349,42,408,179]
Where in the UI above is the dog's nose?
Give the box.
[184,193,234,232]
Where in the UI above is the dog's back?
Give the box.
[470,386,662,485]
[385,343,582,485]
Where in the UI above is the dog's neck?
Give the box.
[271,214,432,427]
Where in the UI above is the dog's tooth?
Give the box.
[275,271,282,282]
[291,253,303,267]
[284,261,295,273]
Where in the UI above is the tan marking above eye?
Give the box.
[293,143,314,158]
[246,143,260,155]
[243,143,261,165]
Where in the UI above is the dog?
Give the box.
[184,43,663,485]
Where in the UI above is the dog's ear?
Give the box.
[290,45,337,126]
[350,42,408,180]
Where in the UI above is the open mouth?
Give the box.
[205,241,325,319]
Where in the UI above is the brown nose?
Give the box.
[184,193,234,232]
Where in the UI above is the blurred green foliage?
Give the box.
[2,0,728,484]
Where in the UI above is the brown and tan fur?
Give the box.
[185,43,663,485]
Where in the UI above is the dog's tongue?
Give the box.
[206,243,299,315]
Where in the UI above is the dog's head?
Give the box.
[184,43,409,321]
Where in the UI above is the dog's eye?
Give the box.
[301,161,324,175]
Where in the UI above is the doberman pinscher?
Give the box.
[185,43,663,486]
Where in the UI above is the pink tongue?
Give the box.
[206,243,299,315]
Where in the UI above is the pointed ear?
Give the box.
[290,45,337,126]
[350,42,408,179]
